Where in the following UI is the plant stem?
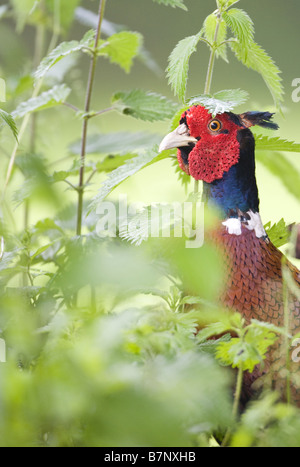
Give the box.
[3,1,60,197]
[193,10,222,229]
[76,0,106,237]
[222,364,244,447]
[204,18,221,95]
[23,23,46,287]
[232,364,244,419]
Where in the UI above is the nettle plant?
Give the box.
[0,0,299,447]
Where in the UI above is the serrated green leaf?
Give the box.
[264,219,290,248]
[152,0,187,10]
[0,109,18,141]
[90,147,168,209]
[96,154,135,173]
[230,40,284,108]
[70,131,161,156]
[197,322,235,342]
[119,203,185,246]
[112,90,179,122]
[188,89,249,117]
[198,334,232,357]
[250,319,287,338]
[256,151,300,201]
[167,33,202,102]
[12,84,71,119]
[222,8,254,47]
[255,134,300,153]
[97,31,142,73]
[216,320,283,372]
[34,30,95,81]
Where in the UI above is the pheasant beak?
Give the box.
[159,123,198,153]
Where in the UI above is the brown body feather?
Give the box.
[213,226,300,404]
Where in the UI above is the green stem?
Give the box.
[222,364,244,447]
[193,10,222,229]
[2,1,60,197]
[23,23,46,287]
[204,12,221,95]
[232,364,244,419]
[76,0,106,237]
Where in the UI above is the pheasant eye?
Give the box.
[209,119,222,132]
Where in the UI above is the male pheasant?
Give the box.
[159,105,300,405]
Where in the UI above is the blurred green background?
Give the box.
[0,0,299,447]
[0,0,299,227]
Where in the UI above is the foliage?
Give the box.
[0,0,299,448]
[167,1,284,109]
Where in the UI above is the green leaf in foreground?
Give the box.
[167,33,202,102]
[112,90,179,122]
[152,0,187,10]
[34,30,95,81]
[216,324,279,373]
[0,109,18,141]
[222,8,254,47]
[97,31,142,73]
[255,135,300,153]
[188,89,249,117]
[90,146,168,209]
[12,84,71,119]
[264,218,290,249]
[230,39,283,108]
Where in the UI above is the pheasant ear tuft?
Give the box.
[239,111,279,130]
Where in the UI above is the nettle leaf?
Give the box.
[256,151,300,201]
[216,320,284,372]
[167,33,202,102]
[119,203,184,246]
[152,0,188,10]
[222,8,254,47]
[112,90,179,122]
[52,161,91,183]
[35,30,95,81]
[12,84,71,119]
[255,135,300,153]
[70,131,161,156]
[0,109,18,141]
[97,31,142,73]
[264,219,290,248]
[230,40,283,108]
[188,89,249,117]
[97,154,135,173]
[221,8,283,107]
[90,147,168,209]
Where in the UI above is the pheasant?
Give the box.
[159,105,300,405]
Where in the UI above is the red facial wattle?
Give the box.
[177,106,242,183]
